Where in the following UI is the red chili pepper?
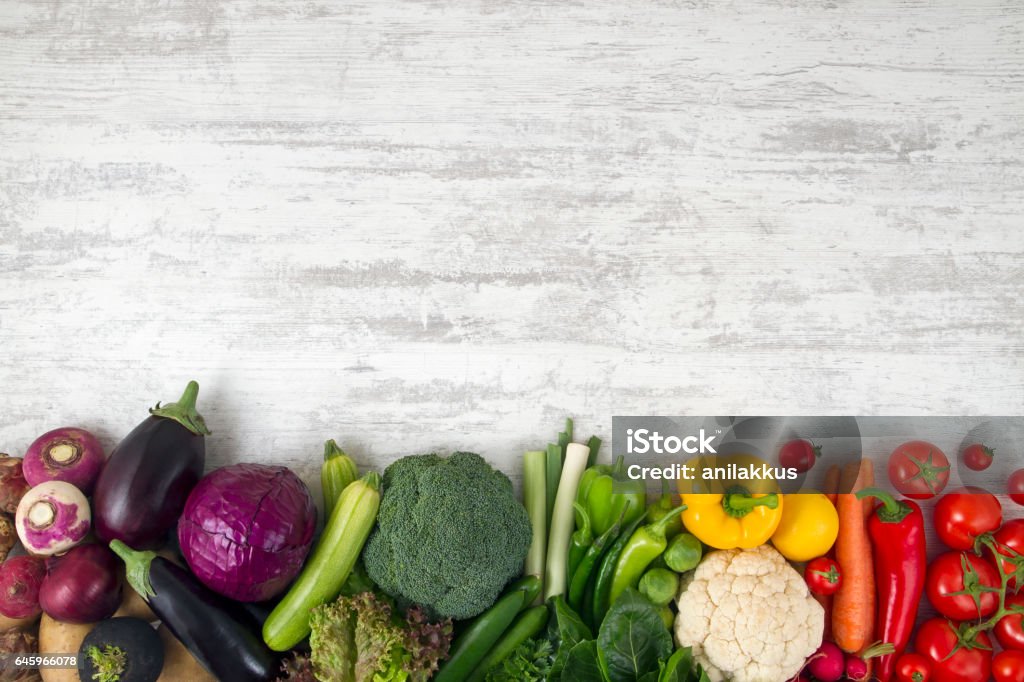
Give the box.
[855,487,927,682]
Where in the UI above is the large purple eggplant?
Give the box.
[93,381,209,548]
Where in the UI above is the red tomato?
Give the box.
[915,619,992,682]
[779,439,820,473]
[1010,469,1024,505]
[961,443,995,471]
[993,650,1024,682]
[804,557,842,596]
[934,487,1002,550]
[992,519,1024,589]
[996,592,1024,651]
[926,551,1001,620]
[895,653,932,682]
[889,441,950,500]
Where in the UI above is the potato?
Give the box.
[155,626,215,682]
[37,614,94,682]
[0,514,17,562]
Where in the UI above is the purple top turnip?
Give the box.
[39,544,122,623]
[178,463,316,602]
[23,427,105,495]
[15,481,91,556]
[0,555,46,619]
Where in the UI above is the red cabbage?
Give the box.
[178,463,316,602]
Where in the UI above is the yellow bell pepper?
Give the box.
[681,489,784,549]
[770,491,838,561]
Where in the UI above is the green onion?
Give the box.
[544,442,592,600]
[585,435,602,468]
[522,450,547,600]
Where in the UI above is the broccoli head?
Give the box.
[362,452,532,620]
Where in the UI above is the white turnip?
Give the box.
[15,482,90,556]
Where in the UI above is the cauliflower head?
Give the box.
[674,544,823,682]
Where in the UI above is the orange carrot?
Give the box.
[832,460,876,654]
[854,459,875,519]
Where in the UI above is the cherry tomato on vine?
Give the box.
[895,653,932,682]
[779,439,821,473]
[996,592,1024,651]
[888,441,950,500]
[993,650,1024,682]
[925,550,1000,620]
[804,557,842,596]
[992,519,1024,589]
[934,487,1002,550]
[1010,469,1024,506]
[961,443,995,471]
[915,618,991,682]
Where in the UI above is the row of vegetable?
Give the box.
[0,385,1021,681]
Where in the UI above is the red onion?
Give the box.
[0,555,45,619]
[39,544,122,623]
[15,481,91,556]
[23,427,105,495]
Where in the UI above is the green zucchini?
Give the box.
[466,605,549,682]
[262,471,381,651]
[321,438,359,518]
[434,576,540,682]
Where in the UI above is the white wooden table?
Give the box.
[1,1,1022,499]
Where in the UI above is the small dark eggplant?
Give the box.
[93,381,209,548]
[78,617,164,682]
[110,540,280,682]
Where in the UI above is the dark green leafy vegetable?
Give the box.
[563,640,605,681]
[658,648,695,682]
[598,588,673,682]
[483,638,553,682]
[548,596,593,679]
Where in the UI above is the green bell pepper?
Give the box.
[575,455,646,536]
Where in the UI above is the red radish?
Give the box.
[845,643,894,682]
[0,455,31,515]
[23,427,105,495]
[39,544,122,623]
[807,641,845,681]
[15,481,91,556]
[846,654,869,681]
[0,555,45,619]
[779,439,821,473]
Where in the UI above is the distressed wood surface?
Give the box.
[1,1,1023,499]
